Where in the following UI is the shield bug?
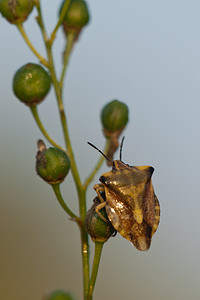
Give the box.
[88,139,160,251]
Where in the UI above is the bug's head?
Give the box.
[88,139,154,188]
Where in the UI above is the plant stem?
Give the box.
[50,0,72,45]
[79,188,90,300]
[35,3,49,44]
[30,106,64,150]
[52,184,79,220]
[88,242,104,300]
[47,42,82,191]
[16,23,49,68]
[60,33,75,90]
[36,4,91,299]
[36,4,82,190]
[53,183,90,299]
[47,45,90,300]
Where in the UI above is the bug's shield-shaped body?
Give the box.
[94,161,160,251]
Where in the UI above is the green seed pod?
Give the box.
[101,100,129,164]
[60,0,90,37]
[45,290,76,300]
[13,63,51,106]
[86,196,116,243]
[0,0,34,24]
[101,99,129,133]
[36,140,70,185]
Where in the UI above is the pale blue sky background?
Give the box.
[1,1,200,299]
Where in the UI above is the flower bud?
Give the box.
[60,0,90,38]
[0,0,33,24]
[36,140,70,185]
[12,63,51,106]
[101,100,129,164]
[86,197,116,243]
[101,99,129,133]
[45,290,76,300]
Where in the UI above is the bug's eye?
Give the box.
[99,175,106,184]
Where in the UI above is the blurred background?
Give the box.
[1,0,200,299]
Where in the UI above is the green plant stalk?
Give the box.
[52,184,79,220]
[60,32,75,90]
[50,0,72,45]
[88,242,104,300]
[79,187,90,299]
[46,44,82,192]
[16,23,49,68]
[46,48,90,298]
[48,43,90,300]
[48,59,90,299]
[30,105,64,150]
[35,4,82,190]
[35,4,90,298]
[34,1,49,43]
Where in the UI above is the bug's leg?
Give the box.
[95,201,109,223]
[93,184,105,203]
[93,184,109,223]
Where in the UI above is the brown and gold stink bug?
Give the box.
[88,139,160,251]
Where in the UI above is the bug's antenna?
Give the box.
[119,136,125,161]
[87,142,113,164]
